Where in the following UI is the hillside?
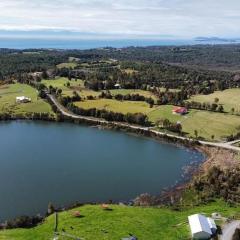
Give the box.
[0,201,239,240]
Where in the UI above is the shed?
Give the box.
[207,217,217,234]
[114,83,121,89]
[16,96,31,103]
[188,214,212,239]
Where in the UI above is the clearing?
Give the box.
[0,83,52,115]
[42,78,100,98]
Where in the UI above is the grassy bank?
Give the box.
[0,201,239,240]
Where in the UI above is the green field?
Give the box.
[190,88,240,113]
[109,89,158,101]
[75,99,155,115]
[0,83,53,115]
[42,78,100,98]
[57,62,78,69]
[74,99,240,140]
[149,106,240,140]
[0,201,239,240]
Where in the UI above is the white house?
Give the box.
[188,214,213,239]
[16,96,31,103]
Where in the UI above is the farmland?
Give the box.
[0,83,53,115]
[11,77,237,141]
[150,106,240,140]
[0,201,239,240]
[42,78,100,98]
[57,62,78,69]
[190,88,240,114]
[109,89,158,101]
[75,99,154,115]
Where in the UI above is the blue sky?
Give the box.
[0,0,240,39]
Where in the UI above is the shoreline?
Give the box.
[0,114,238,226]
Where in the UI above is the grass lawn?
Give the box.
[75,99,155,115]
[190,88,240,113]
[57,62,78,69]
[0,201,239,240]
[42,78,100,98]
[109,89,159,101]
[0,83,53,115]
[148,106,240,140]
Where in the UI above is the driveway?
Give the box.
[220,220,240,240]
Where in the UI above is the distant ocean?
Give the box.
[0,38,197,49]
[0,38,235,49]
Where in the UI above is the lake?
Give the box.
[0,121,204,221]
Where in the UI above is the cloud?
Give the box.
[0,0,240,38]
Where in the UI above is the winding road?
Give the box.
[220,221,240,240]
[48,94,240,152]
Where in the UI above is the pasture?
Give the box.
[109,89,158,101]
[0,201,238,240]
[149,106,240,140]
[42,78,100,98]
[0,83,52,115]
[75,99,154,115]
[190,88,240,113]
[57,62,78,69]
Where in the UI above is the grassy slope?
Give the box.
[0,83,52,115]
[0,201,239,240]
[149,106,240,140]
[190,88,240,113]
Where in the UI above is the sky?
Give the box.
[0,0,240,39]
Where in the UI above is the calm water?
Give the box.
[0,121,203,221]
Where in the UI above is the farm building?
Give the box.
[188,214,215,239]
[16,96,31,103]
[114,83,121,89]
[207,217,217,234]
[172,106,188,115]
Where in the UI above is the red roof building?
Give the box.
[172,107,188,115]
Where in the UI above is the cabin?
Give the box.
[172,106,188,115]
[16,96,31,103]
[188,214,215,239]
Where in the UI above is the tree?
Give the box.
[218,105,224,113]
[163,119,171,128]
[42,70,49,79]
[194,130,198,139]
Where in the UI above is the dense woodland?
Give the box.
[1,45,240,93]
